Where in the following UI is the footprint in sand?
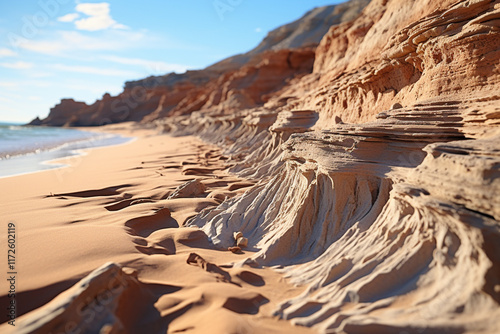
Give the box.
[125,207,178,238]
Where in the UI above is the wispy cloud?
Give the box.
[18,30,146,56]
[0,48,17,57]
[58,13,80,23]
[0,61,34,70]
[101,55,190,73]
[50,63,139,77]
[58,2,128,32]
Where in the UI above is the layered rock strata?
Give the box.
[158,0,500,332]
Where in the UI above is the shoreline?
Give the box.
[0,124,99,159]
[0,124,136,179]
[0,122,312,333]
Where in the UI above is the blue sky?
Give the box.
[0,0,343,123]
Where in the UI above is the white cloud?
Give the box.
[101,55,190,73]
[0,61,34,70]
[19,39,67,55]
[72,2,128,31]
[75,15,114,31]
[50,63,139,77]
[0,48,17,57]
[76,3,110,17]
[58,13,80,23]
[255,27,262,33]
[28,96,41,101]
[18,30,146,56]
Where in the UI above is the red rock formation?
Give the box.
[157,0,500,332]
[272,0,500,126]
[35,48,316,126]
[167,48,316,117]
[35,99,88,127]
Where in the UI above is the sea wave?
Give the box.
[0,126,132,178]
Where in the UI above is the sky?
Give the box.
[0,0,344,123]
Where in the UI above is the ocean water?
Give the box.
[0,122,132,178]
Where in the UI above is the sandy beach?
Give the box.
[1,0,499,332]
[0,123,313,333]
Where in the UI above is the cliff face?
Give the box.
[159,0,500,332]
[273,0,500,126]
[32,1,369,127]
[142,48,316,121]
[28,99,88,126]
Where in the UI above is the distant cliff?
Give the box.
[28,0,370,126]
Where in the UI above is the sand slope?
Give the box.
[0,124,314,333]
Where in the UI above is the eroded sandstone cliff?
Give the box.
[159,0,500,332]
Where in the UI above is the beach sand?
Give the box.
[0,123,313,333]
